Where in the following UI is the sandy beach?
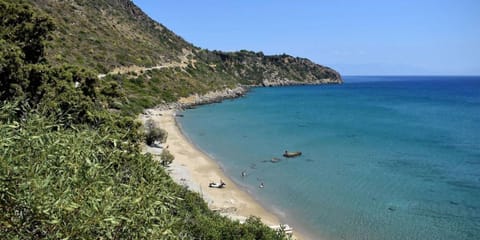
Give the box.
[141,108,305,239]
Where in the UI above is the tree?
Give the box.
[0,0,54,101]
[0,0,100,125]
[0,39,26,100]
[0,0,54,64]
[145,118,168,146]
[160,149,174,166]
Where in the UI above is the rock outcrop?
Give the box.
[178,86,248,107]
[152,86,248,111]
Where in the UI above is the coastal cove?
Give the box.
[4,0,478,239]
[175,76,480,240]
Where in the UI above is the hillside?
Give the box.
[27,0,192,72]
[28,0,342,90]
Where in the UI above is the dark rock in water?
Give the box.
[449,201,459,205]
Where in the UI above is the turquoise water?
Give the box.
[178,76,480,240]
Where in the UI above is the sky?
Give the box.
[132,0,480,76]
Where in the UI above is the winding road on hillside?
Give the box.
[98,49,195,79]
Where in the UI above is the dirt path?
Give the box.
[98,48,196,79]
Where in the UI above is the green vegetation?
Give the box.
[27,0,193,72]
[197,50,342,85]
[145,118,168,146]
[160,150,175,167]
[103,64,239,115]
[0,1,287,239]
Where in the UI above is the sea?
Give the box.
[177,76,480,240]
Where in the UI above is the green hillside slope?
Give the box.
[29,0,342,88]
[29,0,193,72]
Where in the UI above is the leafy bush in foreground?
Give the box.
[0,104,179,239]
[0,103,286,239]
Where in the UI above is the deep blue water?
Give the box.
[178,76,480,240]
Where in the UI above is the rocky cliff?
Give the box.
[199,50,342,86]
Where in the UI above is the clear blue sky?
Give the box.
[132,0,480,75]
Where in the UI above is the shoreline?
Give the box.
[158,109,280,225]
[148,82,341,112]
[142,108,308,239]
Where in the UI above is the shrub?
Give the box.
[160,149,174,166]
[145,119,167,146]
[0,106,180,239]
